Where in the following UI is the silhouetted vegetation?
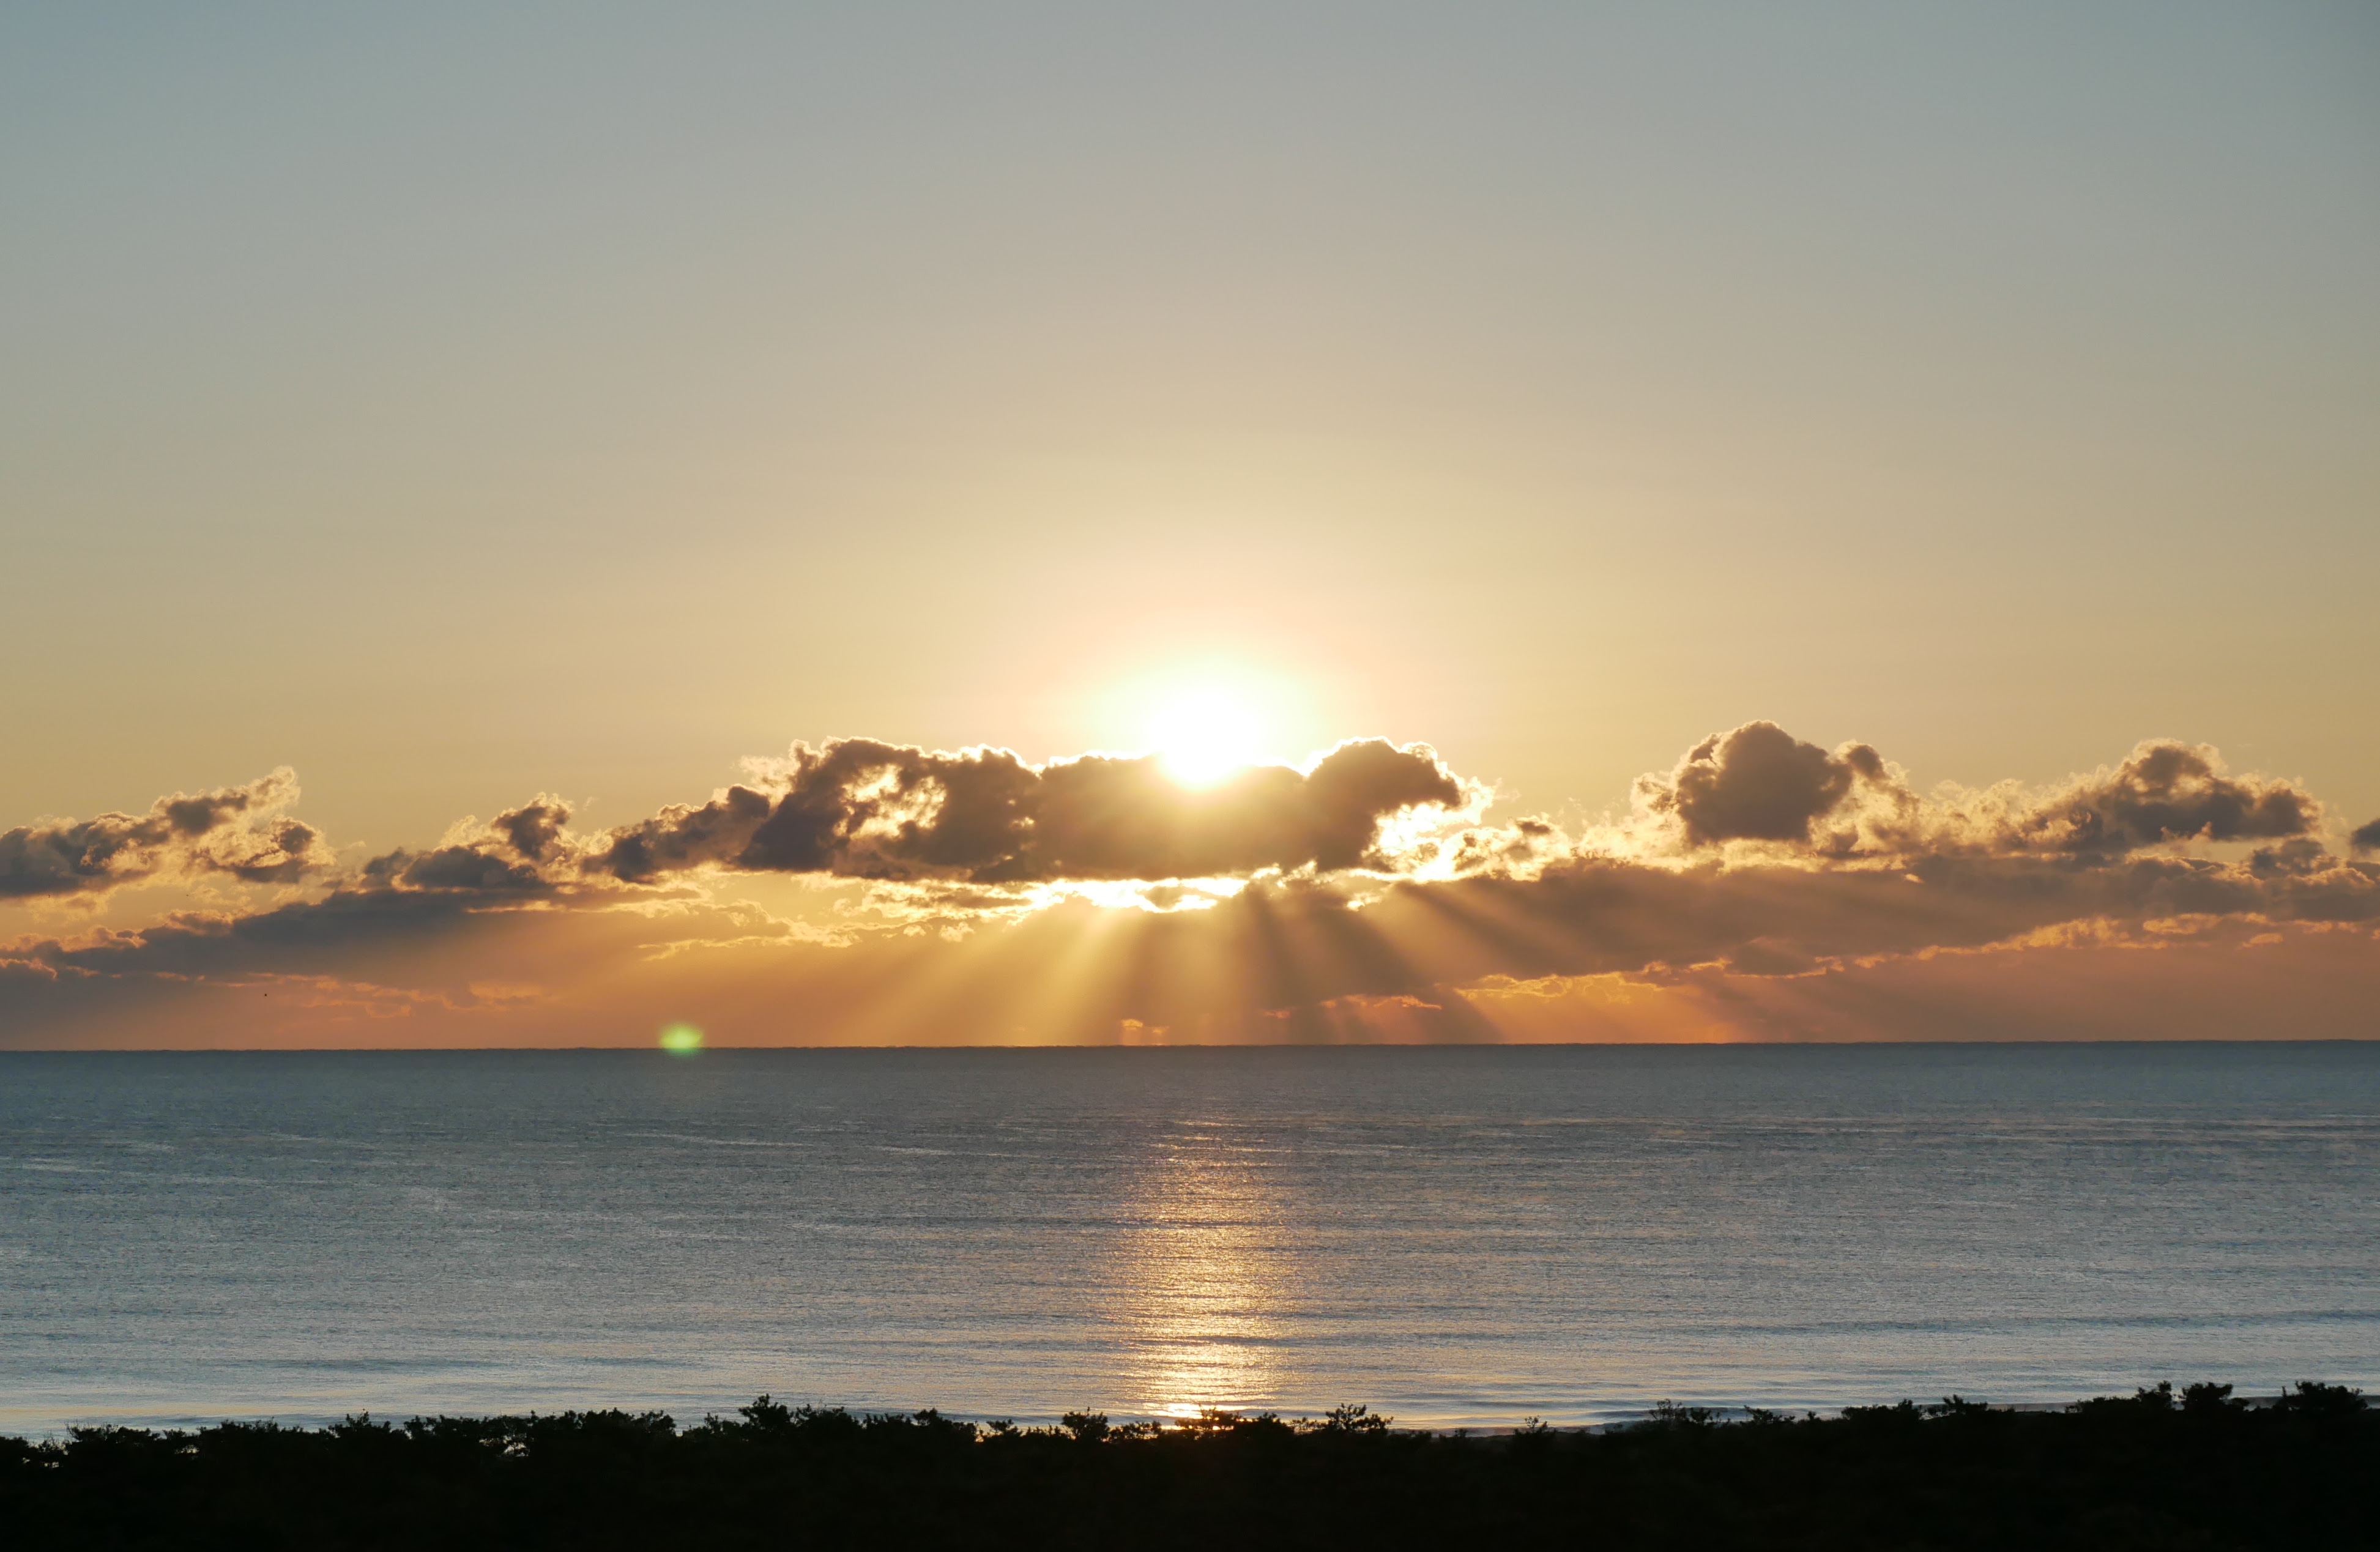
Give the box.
[4,1382,2371,1549]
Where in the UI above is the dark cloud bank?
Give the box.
[4,726,2376,1043]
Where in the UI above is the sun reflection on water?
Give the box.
[1113,1123,1290,1419]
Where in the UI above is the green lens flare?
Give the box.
[659,1023,704,1053]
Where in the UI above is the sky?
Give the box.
[3,2,2376,1047]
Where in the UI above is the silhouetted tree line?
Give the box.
[2,1381,2370,1550]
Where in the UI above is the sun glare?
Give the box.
[1146,688,1265,787]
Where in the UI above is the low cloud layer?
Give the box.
[0,770,325,900]
[3,724,2373,1047]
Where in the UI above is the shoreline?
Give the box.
[6,1383,2363,1446]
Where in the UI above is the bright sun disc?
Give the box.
[659,1022,704,1053]
[1147,689,1263,787]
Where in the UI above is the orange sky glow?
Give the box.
[3,7,2374,1048]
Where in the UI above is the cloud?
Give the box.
[1994,740,2321,855]
[2,725,2371,1048]
[24,888,509,981]
[1627,726,2323,862]
[1460,919,2380,1045]
[0,770,326,899]
[1364,848,2378,990]
[1634,722,1889,847]
[2351,818,2380,855]
[585,737,1470,885]
[362,796,579,893]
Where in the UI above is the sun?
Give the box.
[1106,661,1303,787]
[1145,687,1265,787]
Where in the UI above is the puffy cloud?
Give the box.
[1629,726,2323,863]
[587,784,775,882]
[2351,818,2380,855]
[361,796,579,894]
[489,798,573,864]
[1996,740,2320,855]
[585,737,1468,885]
[1635,722,1887,847]
[0,770,325,899]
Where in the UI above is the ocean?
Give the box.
[2,1044,2374,1436]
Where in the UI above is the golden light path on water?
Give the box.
[1112,1120,1290,1419]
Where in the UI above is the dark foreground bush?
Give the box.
[4,1382,2371,1550]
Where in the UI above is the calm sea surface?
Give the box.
[2,1044,2375,1436]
